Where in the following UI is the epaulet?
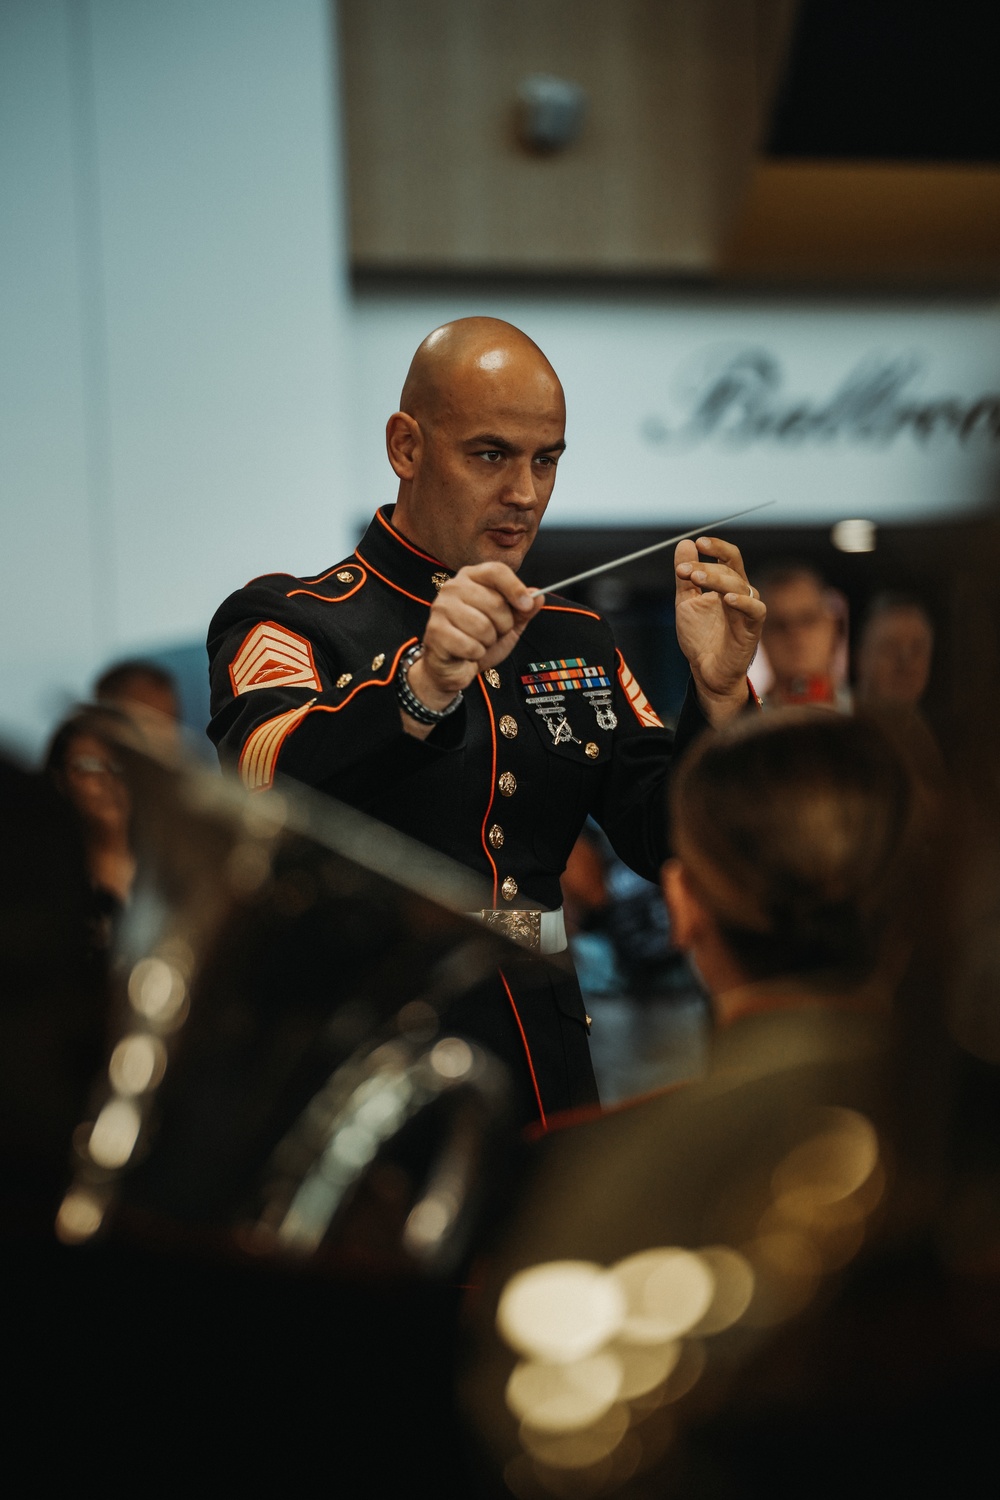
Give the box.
[274,559,369,604]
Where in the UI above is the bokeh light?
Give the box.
[610,1248,715,1343]
[506,1353,623,1431]
[127,957,186,1026]
[498,1262,626,1363]
[88,1098,142,1168]
[605,1338,682,1400]
[742,1229,824,1325]
[771,1108,879,1204]
[688,1246,756,1334]
[519,1402,631,1469]
[108,1033,166,1096]
[429,1037,473,1079]
[54,1189,105,1244]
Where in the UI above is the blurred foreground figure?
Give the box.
[854,592,934,711]
[757,563,849,710]
[5,723,554,1492]
[462,712,997,1498]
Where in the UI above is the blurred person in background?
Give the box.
[757,562,850,711]
[44,709,135,944]
[854,592,934,711]
[93,658,180,751]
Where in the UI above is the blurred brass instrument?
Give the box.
[53,730,560,1272]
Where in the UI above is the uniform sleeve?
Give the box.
[589,655,710,881]
[206,584,435,793]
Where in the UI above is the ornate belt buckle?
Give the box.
[480,908,542,951]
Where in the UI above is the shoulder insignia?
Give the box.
[229,621,322,696]
[617,657,664,728]
[239,700,315,791]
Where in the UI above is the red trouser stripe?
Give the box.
[499,969,547,1132]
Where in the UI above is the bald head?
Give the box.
[400,317,563,425]
[387,318,566,571]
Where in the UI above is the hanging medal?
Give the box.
[584,687,618,731]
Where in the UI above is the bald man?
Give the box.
[207,319,764,1127]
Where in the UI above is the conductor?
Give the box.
[207,318,765,1127]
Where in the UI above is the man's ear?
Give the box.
[386,411,421,480]
[662,858,707,951]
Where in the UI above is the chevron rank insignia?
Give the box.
[229,621,323,695]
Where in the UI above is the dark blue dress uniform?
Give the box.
[207,506,707,1128]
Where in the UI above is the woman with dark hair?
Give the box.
[44,709,135,939]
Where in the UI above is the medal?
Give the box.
[528,694,581,745]
[584,688,618,732]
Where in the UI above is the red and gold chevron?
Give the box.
[238,700,315,791]
[617,656,664,728]
[229,621,322,696]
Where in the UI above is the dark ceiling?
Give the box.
[768,0,999,162]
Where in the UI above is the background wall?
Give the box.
[1,0,356,753]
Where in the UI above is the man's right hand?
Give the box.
[405,563,543,725]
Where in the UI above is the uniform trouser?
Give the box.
[443,963,599,1131]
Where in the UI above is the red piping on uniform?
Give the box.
[287,567,367,603]
[309,638,417,716]
[354,548,434,608]
[299,561,360,585]
[375,507,448,568]
[540,603,602,621]
[476,676,499,904]
[499,970,547,1131]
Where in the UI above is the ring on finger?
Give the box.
[747,585,758,601]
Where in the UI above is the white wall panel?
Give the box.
[351,289,1000,530]
[0,0,356,753]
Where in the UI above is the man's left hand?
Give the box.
[674,535,765,726]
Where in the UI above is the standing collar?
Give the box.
[354,506,453,607]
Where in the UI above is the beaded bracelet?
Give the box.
[396,644,464,725]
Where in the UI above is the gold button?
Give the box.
[488,824,504,849]
[336,570,354,584]
[499,715,518,739]
[501,876,518,901]
[585,742,599,758]
[371,653,385,670]
[431,571,449,591]
[336,673,353,689]
[498,771,516,797]
[484,669,501,689]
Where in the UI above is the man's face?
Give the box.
[762,576,838,687]
[399,354,566,572]
[858,608,933,707]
